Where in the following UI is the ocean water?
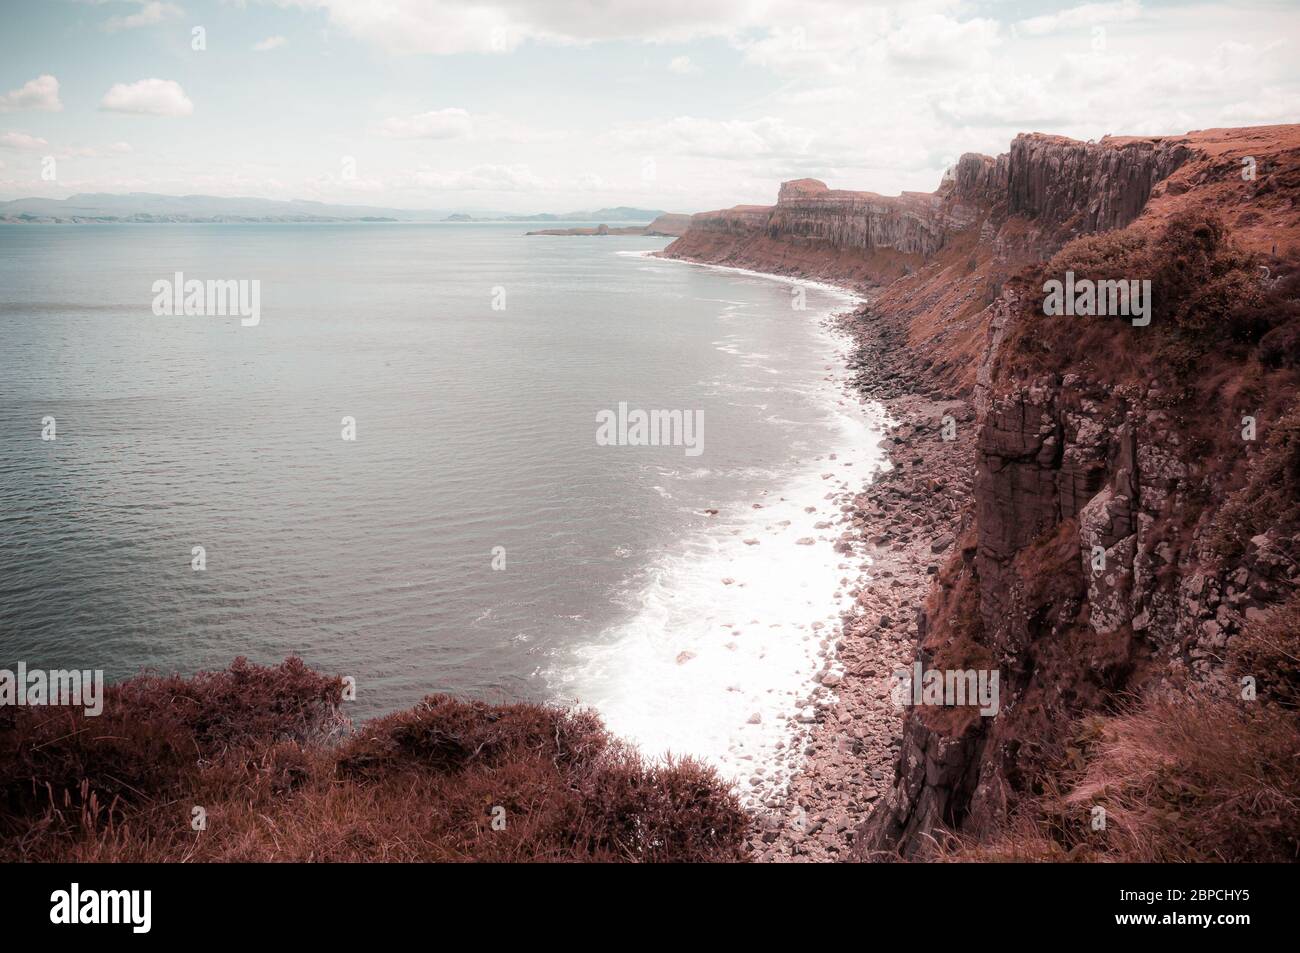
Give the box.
[0,222,885,789]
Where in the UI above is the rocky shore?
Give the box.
[744,294,975,861]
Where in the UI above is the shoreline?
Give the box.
[648,248,975,861]
[637,248,868,306]
[596,249,886,810]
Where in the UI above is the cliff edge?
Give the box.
[664,124,1300,861]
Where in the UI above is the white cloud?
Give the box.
[377,108,473,139]
[271,0,768,54]
[403,163,546,191]
[0,131,49,151]
[1018,1,1143,36]
[253,35,288,51]
[608,116,816,160]
[0,75,62,113]
[885,14,1000,67]
[100,79,194,116]
[57,141,135,159]
[933,71,1066,126]
[104,1,183,32]
[668,55,698,74]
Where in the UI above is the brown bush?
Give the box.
[1229,594,1300,710]
[1013,210,1284,382]
[942,697,1300,863]
[0,657,345,830]
[0,659,749,863]
[1212,401,1300,558]
[337,694,608,779]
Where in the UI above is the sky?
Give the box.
[0,0,1297,213]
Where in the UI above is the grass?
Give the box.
[934,601,1300,862]
[0,658,750,863]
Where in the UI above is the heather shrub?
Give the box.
[0,660,750,863]
[337,695,608,779]
[114,655,347,751]
[1212,401,1300,558]
[1025,211,1275,355]
[1229,594,1300,710]
[0,657,344,831]
[1043,228,1146,280]
[567,751,751,862]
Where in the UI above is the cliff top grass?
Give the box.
[0,658,750,863]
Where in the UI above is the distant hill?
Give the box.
[0,192,671,224]
[526,213,692,237]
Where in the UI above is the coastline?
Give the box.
[586,249,886,810]
[648,247,975,861]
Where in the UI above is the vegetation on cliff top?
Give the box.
[0,657,750,862]
[925,210,1300,863]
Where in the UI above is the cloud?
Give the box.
[377,108,474,139]
[269,0,765,54]
[0,130,133,159]
[57,141,135,159]
[100,79,194,116]
[607,116,815,160]
[103,1,183,32]
[0,131,49,151]
[253,35,287,51]
[406,163,546,191]
[668,55,698,74]
[1017,0,1142,36]
[885,14,1000,67]
[932,71,1067,126]
[0,75,63,113]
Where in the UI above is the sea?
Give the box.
[0,222,887,792]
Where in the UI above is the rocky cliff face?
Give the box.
[662,124,1300,858]
[1005,133,1194,235]
[662,132,1205,295]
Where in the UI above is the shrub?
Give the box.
[1212,401,1300,557]
[1060,698,1300,862]
[0,659,750,863]
[1229,594,1300,710]
[942,697,1300,863]
[0,657,345,831]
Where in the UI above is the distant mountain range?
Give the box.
[0,193,668,224]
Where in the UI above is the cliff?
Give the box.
[664,124,1300,860]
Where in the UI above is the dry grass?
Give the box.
[1228,594,1300,710]
[936,695,1300,863]
[0,658,750,863]
[1212,401,1300,559]
[1062,698,1300,862]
